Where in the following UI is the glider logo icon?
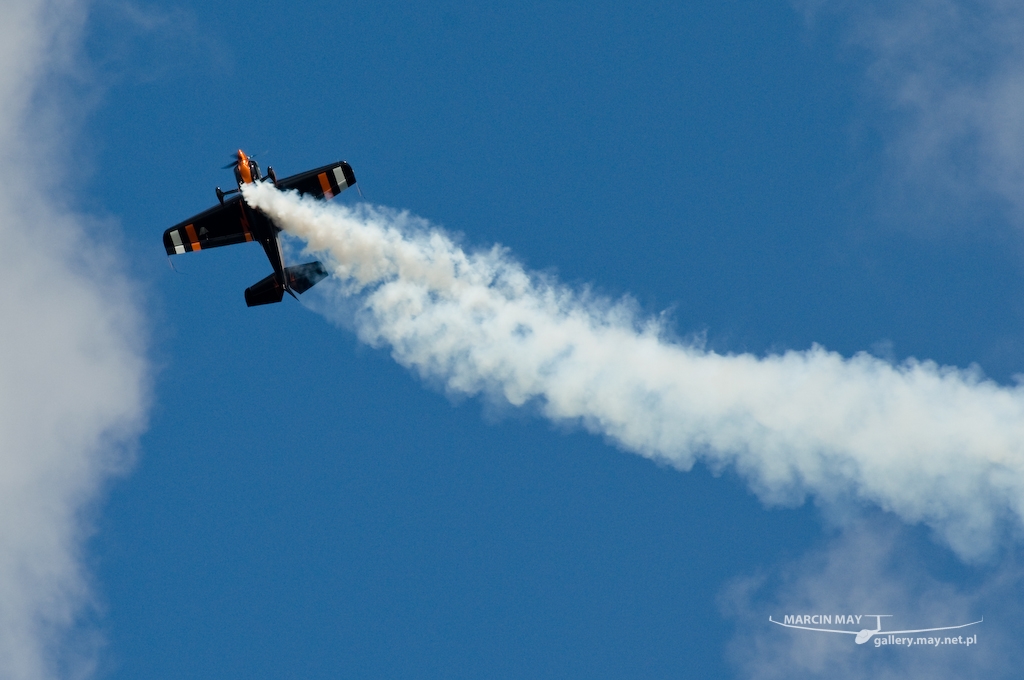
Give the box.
[769,614,982,646]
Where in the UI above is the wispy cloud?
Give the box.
[0,2,148,678]
[245,184,1024,562]
[799,0,1024,229]
[721,519,1024,679]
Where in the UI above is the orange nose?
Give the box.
[239,161,252,184]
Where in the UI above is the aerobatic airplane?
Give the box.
[163,150,356,306]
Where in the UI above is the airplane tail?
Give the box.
[244,261,329,307]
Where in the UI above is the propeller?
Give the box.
[222,150,248,169]
[221,150,268,169]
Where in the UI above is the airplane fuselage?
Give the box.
[229,150,292,294]
[235,198,287,286]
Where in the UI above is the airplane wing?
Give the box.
[885,619,983,635]
[274,161,356,200]
[163,196,254,255]
[768,618,857,635]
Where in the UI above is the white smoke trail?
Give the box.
[0,1,148,678]
[245,182,1024,562]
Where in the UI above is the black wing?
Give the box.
[163,196,254,256]
[274,161,356,200]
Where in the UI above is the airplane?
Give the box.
[768,614,983,645]
[163,149,356,306]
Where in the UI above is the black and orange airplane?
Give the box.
[163,150,356,306]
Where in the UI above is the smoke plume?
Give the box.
[244,182,1024,562]
[0,1,148,678]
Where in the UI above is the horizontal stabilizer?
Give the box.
[284,261,329,294]
[244,272,285,307]
[243,261,329,307]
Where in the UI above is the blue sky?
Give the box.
[4,1,1024,678]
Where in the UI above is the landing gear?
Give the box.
[267,166,277,185]
[216,186,225,204]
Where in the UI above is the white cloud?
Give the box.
[0,1,148,678]
[800,0,1024,229]
[720,519,1024,679]
[246,184,1024,562]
